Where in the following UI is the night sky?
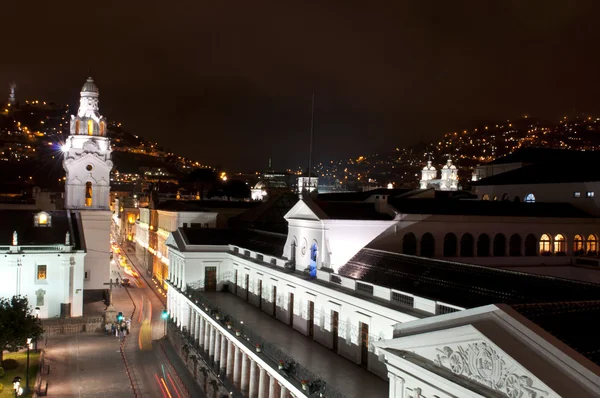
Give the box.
[3,1,600,171]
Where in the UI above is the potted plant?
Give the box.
[301,380,309,391]
[235,329,241,337]
[278,360,284,370]
[226,322,232,329]
[215,313,221,320]
[255,344,262,353]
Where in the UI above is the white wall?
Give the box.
[80,210,112,290]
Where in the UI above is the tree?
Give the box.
[0,296,44,363]
[223,179,250,201]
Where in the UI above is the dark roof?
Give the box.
[388,198,593,218]
[0,210,84,249]
[180,228,287,257]
[318,188,413,202]
[313,200,393,220]
[229,192,299,234]
[475,163,600,185]
[157,200,260,212]
[512,301,600,366]
[487,148,600,165]
[338,248,600,309]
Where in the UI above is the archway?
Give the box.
[573,234,584,254]
[493,234,506,256]
[420,233,435,257]
[524,234,537,256]
[509,234,522,256]
[443,233,458,257]
[482,194,490,201]
[402,233,417,255]
[85,182,93,207]
[460,233,474,257]
[587,234,598,254]
[553,234,566,253]
[539,234,551,254]
[477,234,490,257]
[525,193,535,203]
[309,242,318,277]
[501,193,509,201]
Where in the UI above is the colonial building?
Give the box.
[62,77,113,291]
[164,193,600,397]
[419,157,459,191]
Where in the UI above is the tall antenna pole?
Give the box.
[306,93,315,193]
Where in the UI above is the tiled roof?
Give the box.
[512,301,600,365]
[0,210,84,249]
[313,201,393,220]
[474,163,600,185]
[337,248,600,309]
[181,228,287,257]
[388,198,593,218]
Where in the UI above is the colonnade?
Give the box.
[177,295,298,398]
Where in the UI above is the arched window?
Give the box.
[493,196,498,201]
[509,234,522,256]
[309,242,318,277]
[553,234,566,253]
[501,193,509,201]
[539,234,551,254]
[85,182,93,207]
[525,234,537,256]
[482,194,490,201]
[34,211,51,227]
[460,233,474,257]
[402,233,417,255]
[525,194,535,203]
[75,120,80,134]
[573,234,584,254]
[443,233,458,257]
[587,234,598,253]
[87,119,94,135]
[477,234,490,257]
[514,196,520,203]
[493,234,506,256]
[99,121,105,136]
[420,233,435,257]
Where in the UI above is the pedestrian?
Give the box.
[111,323,115,335]
[105,323,110,335]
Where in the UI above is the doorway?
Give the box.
[288,293,294,326]
[272,286,277,317]
[258,280,262,309]
[308,301,314,338]
[205,267,217,291]
[245,274,249,301]
[360,322,369,367]
[332,310,339,352]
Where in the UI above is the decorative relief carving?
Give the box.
[82,140,100,152]
[433,342,551,398]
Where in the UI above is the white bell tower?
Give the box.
[440,156,459,191]
[62,77,113,209]
[420,160,437,189]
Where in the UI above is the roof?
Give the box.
[337,248,600,309]
[388,198,593,218]
[313,200,394,220]
[486,147,600,165]
[475,163,600,185]
[318,188,412,202]
[81,77,98,93]
[179,228,287,257]
[512,301,600,366]
[229,192,299,234]
[0,210,84,250]
[157,199,260,212]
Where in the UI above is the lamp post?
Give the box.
[161,309,168,338]
[12,376,22,397]
[24,338,32,394]
[34,307,40,352]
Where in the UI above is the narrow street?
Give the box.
[112,239,204,398]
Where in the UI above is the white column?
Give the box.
[214,330,221,366]
[208,325,215,357]
[268,376,277,398]
[194,313,201,343]
[180,259,186,290]
[226,340,234,378]
[248,358,258,398]
[241,353,249,394]
[203,320,210,350]
[258,366,267,398]
[219,334,227,373]
[233,346,241,388]
[279,384,287,398]
[388,372,405,398]
[198,317,205,347]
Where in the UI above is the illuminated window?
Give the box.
[587,234,598,253]
[99,121,105,136]
[574,192,581,198]
[539,234,551,253]
[553,234,566,253]
[481,194,490,200]
[573,234,584,252]
[85,182,93,207]
[525,193,535,203]
[586,191,594,198]
[87,119,94,135]
[34,211,51,227]
[75,120,80,134]
[37,265,47,280]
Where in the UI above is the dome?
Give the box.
[254,180,287,190]
[81,77,99,94]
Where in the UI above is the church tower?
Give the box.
[419,160,437,189]
[440,156,458,191]
[62,77,112,209]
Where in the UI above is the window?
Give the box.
[87,119,94,135]
[482,194,490,200]
[85,182,93,207]
[525,193,535,203]
[356,282,374,296]
[99,121,105,136]
[586,191,594,198]
[86,164,93,171]
[34,211,51,227]
[574,234,584,253]
[539,234,552,253]
[75,120,80,134]
[587,234,598,253]
[391,291,414,307]
[37,265,47,280]
[84,271,90,281]
[554,234,566,253]
[574,192,581,198]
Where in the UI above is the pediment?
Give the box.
[379,325,558,398]
[284,199,323,221]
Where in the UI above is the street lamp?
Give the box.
[34,308,40,351]
[12,376,23,397]
[24,338,32,394]
[161,309,168,338]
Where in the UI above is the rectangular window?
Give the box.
[586,191,594,198]
[436,304,460,315]
[391,291,415,307]
[37,265,47,280]
[574,192,581,198]
[84,271,90,281]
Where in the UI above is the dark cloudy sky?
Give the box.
[3,1,600,170]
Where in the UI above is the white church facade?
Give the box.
[420,157,459,191]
